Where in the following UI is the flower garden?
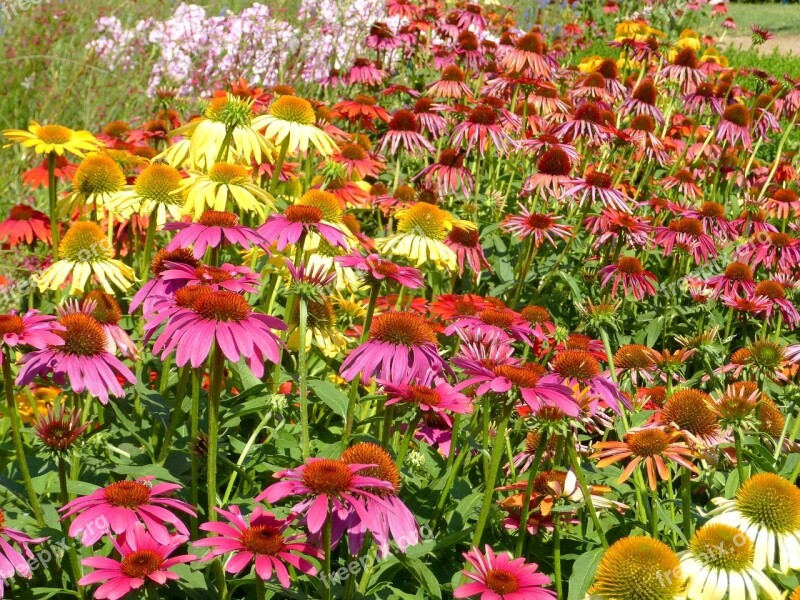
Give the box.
[2,0,800,598]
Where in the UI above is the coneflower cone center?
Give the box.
[151,248,198,276]
[301,459,354,495]
[689,524,752,571]
[754,281,784,300]
[615,345,655,369]
[121,550,164,578]
[749,340,784,367]
[724,262,753,281]
[85,290,122,324]
[269,96,315,125]
[340,143,367,161]
[57,314,106,356]
[516,32,544,54]
[284,205,323,224]
[75,155,125,196]
[449,226,480,247]
[370,312,437,346]
[736,473,800,532]
[494,364,542,388]
[60,222,111,262]
[9,205,37,220]
[537,148,571,176]
[0,315,25,337]
[199,210,239,228]
[590,537,682,600]
[552,350,601,379]
[135,164,182,203]
[192,289,250,322]
[299,190,342,222]
[662,390,718,436]
[242,525,285,555]
[484,569,520,594]
[616,257,644,274]
[209,163,249,185]
[525,213,555,230]
[626,429,670,457]
[341,442,401,494]
[104,480,152,508]
[37,125,73,144]
[478,308,516,329]
[397,204,448,239]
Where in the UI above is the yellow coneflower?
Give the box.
[107,162,184,226]
[162,94,273,169]
[708,473,800,573]
[375,202,470,271]
[287,296,350,357]
[15,386,61,424]
[2,122,103,157]
[253,96,338,156]
[679,524,782,600]
[177,162,276,219]
[587,536,684,600]
[60,153,127,217]
[37,222,135,295]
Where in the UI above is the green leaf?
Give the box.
[308,379,349,418]
[567,547,604,600]
[393,553,442,600]
[558,271,584,301]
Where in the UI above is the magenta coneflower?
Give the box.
[705,262,756,298]
[61,477,195,545]
[455,545,555,600]
[455,3,487,30]
[451,105,513,156]
[149,287,286,377]
[586,209,651,249]
[683,82,724,115]
[0,309,62,365]
[387,0,420,20]
[130,248,200,313]
[348,58,386,86]
[332,94,390,129]
[366,21,401,52]
[501,206,572,247]
[658,47,704,92]
[542,350,630,415]
[654,217,718,264]
[446,307,542,346]
[553,102,611,144]
[562,170,631,213]
[258,204,349,251]
[736,231,800,271]
[0,509,47,593]
[597,256,658,300]
[446,224,491,277]
[457,31,487,71]
[717,103,752,148]
[624,114,669,165]
[754,280,800,329]
[522,147,573,196]
[79,524,195,599]
[570,72,613,103]
[502,32,553,79]
[662,168,703,200]
[765,188,800,220]
[57,291,138,360]
[416,148,474,197]
[380,379,472,425]
[196,505,320,587]
[681,201,738,240]
[165,210,263,259]
[619,79,665,123]
[158,262,260,294]
[335,253,425,289]
[378,109,435,156]
[412,97,448,137]
[518,132,580,163]
[16,313,135,404]
[331,143,384,179]
[428,65,472,100]
[256,457,394,535]
[340,311,448,384]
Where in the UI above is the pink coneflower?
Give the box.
[387,0,420,20]
[662,168,703,200]
[16,313,135,404]
[446,224,491,277]
[130,248,200,313]
[348,58,386,86]
[428,65,472,100]
[148,287,286,378]
[446,307,542,346]
[0,509,47,595]
[340,311,448,384]
[158,262,260,294]
[380,379,472,425]
[196,505,320,587]
[522,147,573,196]
[717,103,752,148]
[562,170,631,213]
[61,477,195,545]
[335,253,424,289]
[598,256,658,300]
[412,97,448,137]
[722,293,771,319]
[518,132,579,163]
[553,102,611,144]
[378,109,435,156]
[455,3,487,30]
[0,309,62,365]
[502,32,553,79]
[256,457,394,536]
[501,207,572,247]
[79,524,195,600]
[683,82,724,115]
[654,217,718,264]
[764,188,800,220]
[0,204,52,246]
[525,83,572,117]
[705,262,756,298]
[736,231,800,271]
[681,201,738,240]
[429,293,500,321]
[416,148,474,197]
[330,143,384,179]
[452,105,513,156]
[570,72,613,103]
[542,350,630,415]
[57,291,138,360]
[456,31,487,71]
[625,114,670,165]
[658,47,704,92]
[753,280,800,329]
[586,210,651,249]
[620,79,665,124]
[165,210,263,260]
[751,24,775,45]
[455,545,555,600]
[258,205,349,251]
[366,21,401,52]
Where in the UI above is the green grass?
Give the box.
[727,3,800,36]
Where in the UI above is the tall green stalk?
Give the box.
[47,152,60,260]
[298,297,310,459]
[207,343,225,522]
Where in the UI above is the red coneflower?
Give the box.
[451,105,513,156]
[412,97,448,137]
[662,168,703,200]
[332,94,390,130]
[654,217,718,264]
[705,262,756,298]
[0,204,53,246]
[717,103,752,148]
[754,279,800,329]
[562,170,631,213]
[501,206,572,246]
[597,256,658,300]
[553,102,611,144]
[378,109,435,156]
[658,47,704,92]
[446,224,492,277]
[586,209,652,249]
[502,32,553,79]
[416,148,474,197]
[620,78,665,124]
[523,146,573,196]
[331,142,385,179]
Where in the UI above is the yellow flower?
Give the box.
[60,153,127,217]
[253,96,338,156]
[177,162,275,219]
[107,162,184,226]
[37,222,135,295]
[287,297,350,358]
[161,94,273,169]
[578,55,605,73]
[15,387,61,424]
[701,48,728,67]
[3,122,103,157]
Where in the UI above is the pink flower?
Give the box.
[379,379,472,425]
[562,170,631,213]
[415,148,474,198]
[446,224,492,278]
[597,256,658,300]
[158,262,260,294]
[0,509,48,594]
[0,309,63,366]
[195,505,320,587]
[455,545,555,600]
[129,248,200,313]
[501,207,572,247]
[452,106,514,156]
[165,210,264,259]
[335,253,425,289]
[378,110,435,156]
[79,524,195,600]
[445,307,543,347]
[258,205,349,251]
[57,292,138,360]
[542,350,631,415]
[60,477,195,546]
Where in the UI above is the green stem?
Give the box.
[322,508,332,600]
[47,152,60,260]
[139,207,159,281]
[734,428,747,487]
[515,431,548,556]
[255,577,266,600]
[395,411,420,468]
[681,469,693,540]
[222,411,272,505]
[649,484,659,539]
[566,435,608,549]
[471,404,512,547]
[190,369,201,537]
[2,350,45,526]
[157,366,190,465]
[553,516,563,600]
[58,458,84,599]
[207,343,226,521]
[269,137,291,196]
[298,297,310,459]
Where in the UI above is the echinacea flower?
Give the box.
[148,287,286,378]
[455,545,555,600]
[33,406,88,454]
[79,524,195,600]
[597,256,657,299]
[592,426,698,490]
[619,79,665,123]
[0,309,63,365]
[0,509,47,595]
[195,505,320,587]
[3,122,103,157]
[176,163,276,219]
[37,222,135,295]
[60,153,127,217]
[562,170,632,213]
[451,105,514,156]
[0,205,52,246]
[659,389,723,446]
[679,523,782,600]
[708,473,800,572]
[753,280,800,329]
[705,262,756,298]
[254,95,337,156]
[428,65,472,100]
[335,253,425,289]
[340,311,448,384]
[502,32,553,78]
[378,109,435,156]
[380,379,472,425]
[542,350,630,415]
[258,204,349,252]
[107,162,184,227]
[717,103,752,148]
[446,307,542,346]
[57,290,138,359]
[522,147,573,196]
[16,313,135,404]
[165,210,264,259]
[501,207,572,247]
[415,148,474,198]
[654,217,717,264]
[587,536,684,600]
[376,202,462,270]
[129,248,200,313]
